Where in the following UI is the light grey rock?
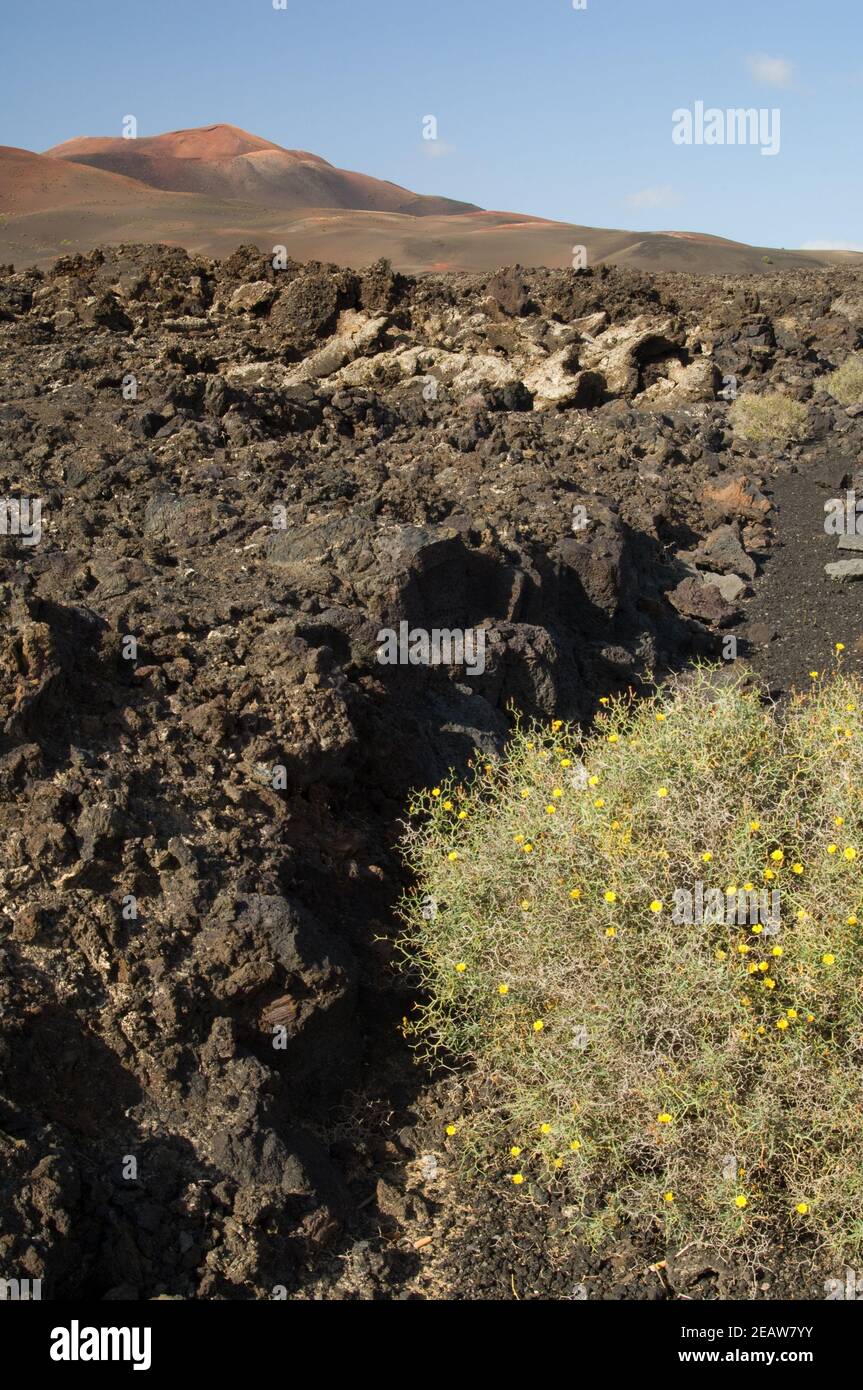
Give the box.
[702,571,747,602]
[826,559,863,580]
[228,281,276,314]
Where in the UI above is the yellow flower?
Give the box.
[498,983,510,995]
[510,1146,522,1157]
[445,1124,457,1135]
[448,851,459,861]
[560,758,572,768]
[822,953,836,966]
[827,844,838,855]
[657,787,669,798]
[604,890,617,904]
[546,805,556,815]
[663,1191,675,1203]
[749,820,760,832]
[763,868,775,880]
[594,798,605,808]
[458,810,467,820]
[715,950,727,961]
[533,1019,544,1032]
[848,915,858,926]
[836,643,845,653]
[599,697,609,706]
[588,775,599,786]
[553,1157,563,1169]
[520,899,531,910]
[523,843,533,854]
[520,788,531,799]
[657,1112,673,1125]
[431,788,441,798]
[656,712,666,722]
[809,671,819,680]
[757,1025,766,1035]
[455,962,467,973]
[771,945,783,957]
[443,799,453,811]
[649,900,663,914]
[786,1008,797,1019]
[751,923,763,935]
[792,863,804,875]
[796,1202,810,1215]
[770,849,784,863]
[835,816,845,826]
[511,1173,524,1185]
[735,1194,748,1209]
[844,846,857,861]
[763,978,776,989]
[552,719,563,731]
[569,888,582,900]
[737,942,750,954]
[702,851,713,863]
[514,833,524,844]
[608,733,619,744]
[552,788,563,798]
[539,1123,552,1135]
[776,1018,789,1030]
[747,962,758,975]
[570,1140,581,1152]
[605,926,617,938]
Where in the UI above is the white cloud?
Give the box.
[746,54,793,87]
[801,240,863,252]
[626,184,682,209]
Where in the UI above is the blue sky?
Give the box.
[1,0,860,249]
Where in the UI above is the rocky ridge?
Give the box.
[1,245,862,1298]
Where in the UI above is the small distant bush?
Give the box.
[399,666,863,1264]
[826,353,863,406]
[729,392,810,443]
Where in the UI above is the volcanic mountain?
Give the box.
[0,144,173,213]
[2,123,862,275]
[44,123,479,216]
